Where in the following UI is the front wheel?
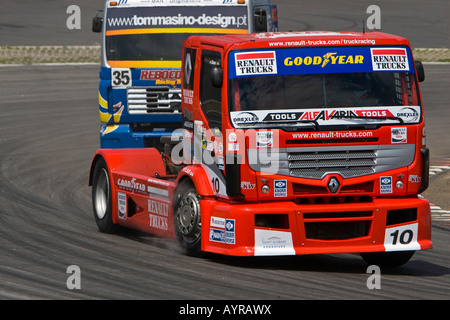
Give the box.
[173,180,202,256]
[91,158,117,233]
[360,251,415,267]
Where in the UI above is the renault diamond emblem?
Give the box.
[184,52,192,85]
[327,177,340,194]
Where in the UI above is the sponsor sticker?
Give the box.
[254,229,295,256]
[391,127,407,144]
[148,199,169,230]
[409,175,421,183]
[210,216,225,229]
[182,89,194,105]
[230,107,420,128]
[256,131,273,148]
[235,51,277,76]
[148,200,169,216]
[274,180,287,197]
[209,228,225,243]
[240,181,256,190]
[218,156,225,170]
[209,218,235,244]
[396,107,419,123]
[117,176,147,194]
[231,112,259,126]
[118,192,127,219]
[149,214,168,230]
[380,176,392,194]
[371,48,409,71]
[225,219,235,244]
[106,6,249,31]
[140,70,181,81]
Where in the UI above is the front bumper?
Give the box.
[200,197,432,256]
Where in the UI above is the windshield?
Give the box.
[105,5,248,62]
[107,33,200,61]
[229,46,421,128]
[231,72,419,110]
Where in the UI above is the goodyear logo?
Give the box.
[284,52,364,68]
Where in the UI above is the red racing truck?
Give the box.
[89,31,432,266]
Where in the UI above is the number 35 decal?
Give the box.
[384,223,420,252]
[111,68,131,88]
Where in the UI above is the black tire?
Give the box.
[91,157,117,233]
[360,251,415,267]
[173,180,202,256]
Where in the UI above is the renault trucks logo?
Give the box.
[371,48,409,71]
[235,51,277,76]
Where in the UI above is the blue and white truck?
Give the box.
[93,0,278,148]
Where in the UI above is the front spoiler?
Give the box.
[200,197,432,256]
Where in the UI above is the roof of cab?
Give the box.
[186,31,411,50]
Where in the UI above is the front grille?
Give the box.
[290,167,375,179]
[304,221,372,240]
[127,86,181,114]
[248,144,415,179]
[288,151,377,161]
[302,211,373,240]
[289,148,376,178]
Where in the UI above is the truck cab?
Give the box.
[93,0,278,149]
[177,31,431,262]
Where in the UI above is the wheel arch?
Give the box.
[89,148,167,186]
[89,153,105,186]
[175,166,215,198]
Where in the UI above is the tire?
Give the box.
[173,180,202,256]
[91,158,117,233]
[360,251,415,267]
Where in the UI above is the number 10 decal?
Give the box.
[384,223,420,252]
[111,68,132,88]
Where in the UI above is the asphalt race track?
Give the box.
[0,0,449,301]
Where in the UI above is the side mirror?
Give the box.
[415,60,425,82]
[92,10,103,33]
[254,8,268,32]
[210,67,223,88]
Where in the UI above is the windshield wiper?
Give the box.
[336,114,404,124]
[238,119,319,130]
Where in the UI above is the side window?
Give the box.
[200,50,222,126]
[254,8,268,32]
